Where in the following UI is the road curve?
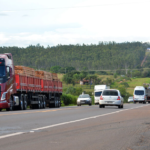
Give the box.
[0,104,150,150]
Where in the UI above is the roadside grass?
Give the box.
[127,78,150,88]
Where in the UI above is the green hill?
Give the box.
[0,42,149,71]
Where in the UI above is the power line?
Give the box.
[0,1,150,12]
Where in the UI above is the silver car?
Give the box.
[99,89,124,109]
[77,94,92,106]
[128,96,133,103]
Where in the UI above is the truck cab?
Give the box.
[0,53,16,110]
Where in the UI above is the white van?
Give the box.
[94,85,109,105]
[133,86,147,104]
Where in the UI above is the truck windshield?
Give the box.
[95,91,102,97]
[135,90,144,95]
[0,66,6,77]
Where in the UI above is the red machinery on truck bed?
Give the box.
[0,53,62,111]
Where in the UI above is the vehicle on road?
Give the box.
[77,94,92,106]
[99,89,124,109]
[128,96,133,103]
[94,85,109,105]
[0,53,62,111]
[133,86,147,104]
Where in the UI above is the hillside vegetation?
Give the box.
[0,42,149,71]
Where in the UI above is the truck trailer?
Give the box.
[0,53,62,111]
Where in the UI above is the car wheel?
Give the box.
[89,103,92,106]
[134,101,136,104]
[122,105,124,108]
[103,105,105,108]
[118,105,121,109]
[99,104,101,108]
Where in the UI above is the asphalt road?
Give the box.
[0,104,150,150]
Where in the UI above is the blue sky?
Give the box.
[0,0,150,47]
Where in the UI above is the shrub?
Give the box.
[60,94,78,105]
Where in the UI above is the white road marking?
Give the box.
[0,104,149,139]
[32,105,149,131]
[0,132,24,139]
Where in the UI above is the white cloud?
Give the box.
[0,0,150,47]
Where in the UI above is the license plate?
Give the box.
[107,101,112,103]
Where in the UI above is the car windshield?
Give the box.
[135,90,144,95]
[0,66,6,77]
[95,91,102,97]
[129,97,133,99]
[79,94,90,98]
[102,90,118,96]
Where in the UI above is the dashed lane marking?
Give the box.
[0,104,149,139]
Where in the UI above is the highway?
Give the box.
[0,104,150,150]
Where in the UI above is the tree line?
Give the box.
[0,42,150,71]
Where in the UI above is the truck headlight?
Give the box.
[1,92,7,101]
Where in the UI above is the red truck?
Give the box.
[0,53,62,111]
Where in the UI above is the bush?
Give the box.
[117,85,130,103]
[60,94,78,105]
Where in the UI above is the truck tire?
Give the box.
[19,95,24,110]
[23,95,27,110]
[43,96,46,109]
[57,97,60,108]
[0,109,1,111]
[6,96,14,111]
[40,98,43,109]
[37,99,41,109]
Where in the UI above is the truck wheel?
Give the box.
[19,95,24,110]
[40,99,43,109]
[7,96,14,111]
[23,95,27,110]
[37,100,41,109]
[58,97,60,108]
[0,109,1,111]
[43,96,46,109]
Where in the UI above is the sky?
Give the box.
[0,0,150,47]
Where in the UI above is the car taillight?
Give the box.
[117,96,120,100]
[100,96,103,100]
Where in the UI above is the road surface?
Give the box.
[0,104,150,150]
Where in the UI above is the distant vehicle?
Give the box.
[133,86,147,104]
[94,85,109,105]
[77,94,92,106]
[128,96,133,103]
[99,89,124,109]
[145,87,150,103]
